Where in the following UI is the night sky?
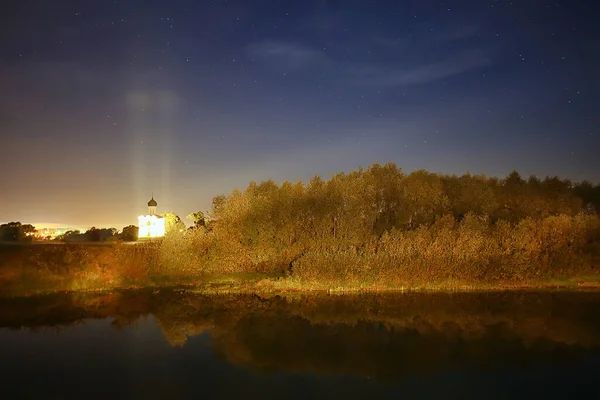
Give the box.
[1,0,599,228]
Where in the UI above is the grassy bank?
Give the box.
[1,239,599,298]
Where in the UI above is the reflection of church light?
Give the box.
[138,196,165,238]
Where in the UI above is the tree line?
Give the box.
[0,222,36,242]
[4,163,600,289]
[0,211,193,243]
[158,163,600,286]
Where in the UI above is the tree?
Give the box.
[21,224,36,240]
[211,195,227,219]
[0,222,36,241]
[121,225,139,241]
[443,174,499,220]
[403,170,450,227]
[85,227,101,242]
[83,227,117,242]
[187,211,206,228]
[574,181,600,214]
[60,230,84,242]
[160,211,186,234]
[504,170,525,189]
[367,163,406,233]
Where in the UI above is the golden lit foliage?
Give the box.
[1,163,599,295]
[195,163,600,286]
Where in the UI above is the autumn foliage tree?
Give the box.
[187,211,206,228]
[160,211,186,235]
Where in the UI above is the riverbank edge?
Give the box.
[2,275,600,299]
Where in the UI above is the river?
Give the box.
[1,290,599,399]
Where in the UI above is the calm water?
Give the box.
[1,290,599,399]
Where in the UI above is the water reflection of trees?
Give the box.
[1,291,599,380]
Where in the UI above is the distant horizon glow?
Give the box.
[2,164,599,229]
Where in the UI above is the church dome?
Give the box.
[148,197,158,207]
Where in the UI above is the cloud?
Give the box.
[347,50,491,86]
[246,40,329,71]
[246,35,491,87]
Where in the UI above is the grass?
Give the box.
[1,241,600,298]
[145,274,600,297]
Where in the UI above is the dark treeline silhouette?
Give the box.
[61,226,146,242]
[58,227,118,242]
[0,222,35,242]
[121,225,138,241]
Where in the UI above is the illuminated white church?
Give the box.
[138,196,166,238]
